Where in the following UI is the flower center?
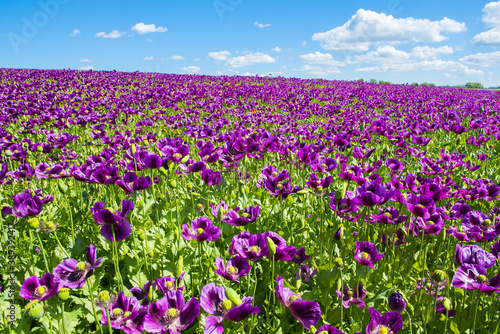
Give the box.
[35,286,47,297]
[228,266,238,274]
[484,219,492,226]
[124,311,131,318]
[271,172,279,177]
[361,252,370,260]
[348,290,354,296]
[289,295,300,303]
[251,246,261,253]
[76,261,87,271]
[340,203,348,209]
[166,308,179,320]
[174,153,182,159]
[379,326,390,334]
[321,163,327,169]
[112,308,124,318]
[276,184,283,191]
[316,186,324,192]
[242,212,249,218]
[195,228,204,235]
[166,281,174,290]
[383,212,392,217]
[478,275,487,283]
[416,204,425,208]
[222,300,233,311]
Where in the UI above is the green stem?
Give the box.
[61,302,67,334]
[36,232,50,273]
[53,230,70,258]
[473,290,480,333]
[111,228,124,292]
[105,308,113,334]
[87,279,102,333]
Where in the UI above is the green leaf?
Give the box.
[63,308,82,334]
[450,320,460,334]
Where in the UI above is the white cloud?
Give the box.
[254,21,271,28]
[272,46,282,52]
[131,23,168,34]
[301,41,307,47]
[473,28,500,45]
[181,66,200,74]
[208,51,232,61]
[79,59,95,63]
[78,66,94,70]
[242,72,257,76]
[193,58,201,62]
[95,30,126,39]
[143,56,154,61]
[298,64,340,77]
[472,2,500,45]
[300,51,344,66]
[70,29,80,37]
[146,38,153,43]
[460,51,500,67]
[171,55,185,60]
[347,45,453,64]
[355,59,483,76]
[225,52,276,68]
[312,9,466,51]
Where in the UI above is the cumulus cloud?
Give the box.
[300,51,345,66]
[460,51,500,67]
[131,23,168,34]
[312,9,466,51]
[272,46,281,52]
[171,55,185,60]
[194,58,201,62]
[208,51,232,61]
[299,64,340,77]
[347,45,454,64]
[143,56,154,61]
[70,29,80,37]
[355,59,483,76]
[79,59,95,63]
[254,21,271,28]
[78,66,95,70]
[181,66,200,74]
[473,28,500,45]
[225,52,276,68]
[471,2,500,45]
[95,30,126,39]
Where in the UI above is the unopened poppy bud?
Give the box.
[131,143,137,155]
[26,300,44,319]
[58,288,70,301]
[334,225,344,240]
[169,180,177,188]
[310,325,318,334]
[334,257,343,267]
[147,285,154,302]
[28,218,40,229]
[296,279,302,290]
[180,155,190,164]
[148,250,154,257]
[37,146,44,152]
[174,256,183,278]
[388,290,406,313]
[443,297,452,310]
[137,230,146,241]
[267,237,276,258]
[224,286,242,306]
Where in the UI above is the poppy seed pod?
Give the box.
[388,291,406,313]
[174,256,183,278]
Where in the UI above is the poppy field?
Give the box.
[1,68,500,333]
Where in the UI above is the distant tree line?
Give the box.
[362,79,500,90]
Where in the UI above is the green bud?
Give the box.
[26,300,44,319]
[138,230,146,241]
[147,285,154,302]
[131,143,137,155]
[310,325,318,334]
[174,256,183,278]
[28,218,40,229]
[266,237,276,258]
[169,180,177,188]
[180,155,190,164]
[443,297,452,311]
[296,279,302,290]
[58,288,70,301]
[334,257,344,267]
[224,286,242,306]
[37,146,44,152]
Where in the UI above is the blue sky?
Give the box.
[1,0,500,86]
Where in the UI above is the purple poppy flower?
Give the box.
[310,157,338,173]
[2,189,44,218]
[452,264,500,294]
[115,172,152,194]
[365,307,403,334]
[369,207,407,225]
[275,276,321,330]
[353,147,376,159]
[101,292,145,334]
[53,244,102,289]
[178,159,206,175]
[200,283,260,333]
[91,200,134,242]
[455,244,496,269]
[182,216,221,242]
[491,240,500,260]
[214,256,251,283]
[209,201,229,220]
[156,274,185,294]
[19,273,60,301]
[289,247,310,264]
[354,241,385,269]
[462,211,500,242]
[201,169,222,186]
[336,284,366,308]
[143,290,200,333]
[298,264,317,282]
[385,158,405,172]
[405,194,436,220]
[224,206,260,226]
[263,179,301,200]
[316,325,346,334]
[306,173,333,196]
[262,231,296,261]
[412,214,445,236]
[229,231,268,261]
[144,153,163,169]
[352,182,394,207]
[436,301,456,317]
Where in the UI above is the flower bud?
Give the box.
[147,285,154,302]
[174,256,183,279]
[334,225,344,240]
[224,286,242,306]
[310,325,317,334]
[58,288,70,301]
[26,300,44,319]
[443,297,452,311]
[266,237,276,258]
[195,203,205,213]
[388,290,406,313]
[131,143,137,155]
[28,218,40,229]
[137,230,146,241]
[169,180,177,188]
